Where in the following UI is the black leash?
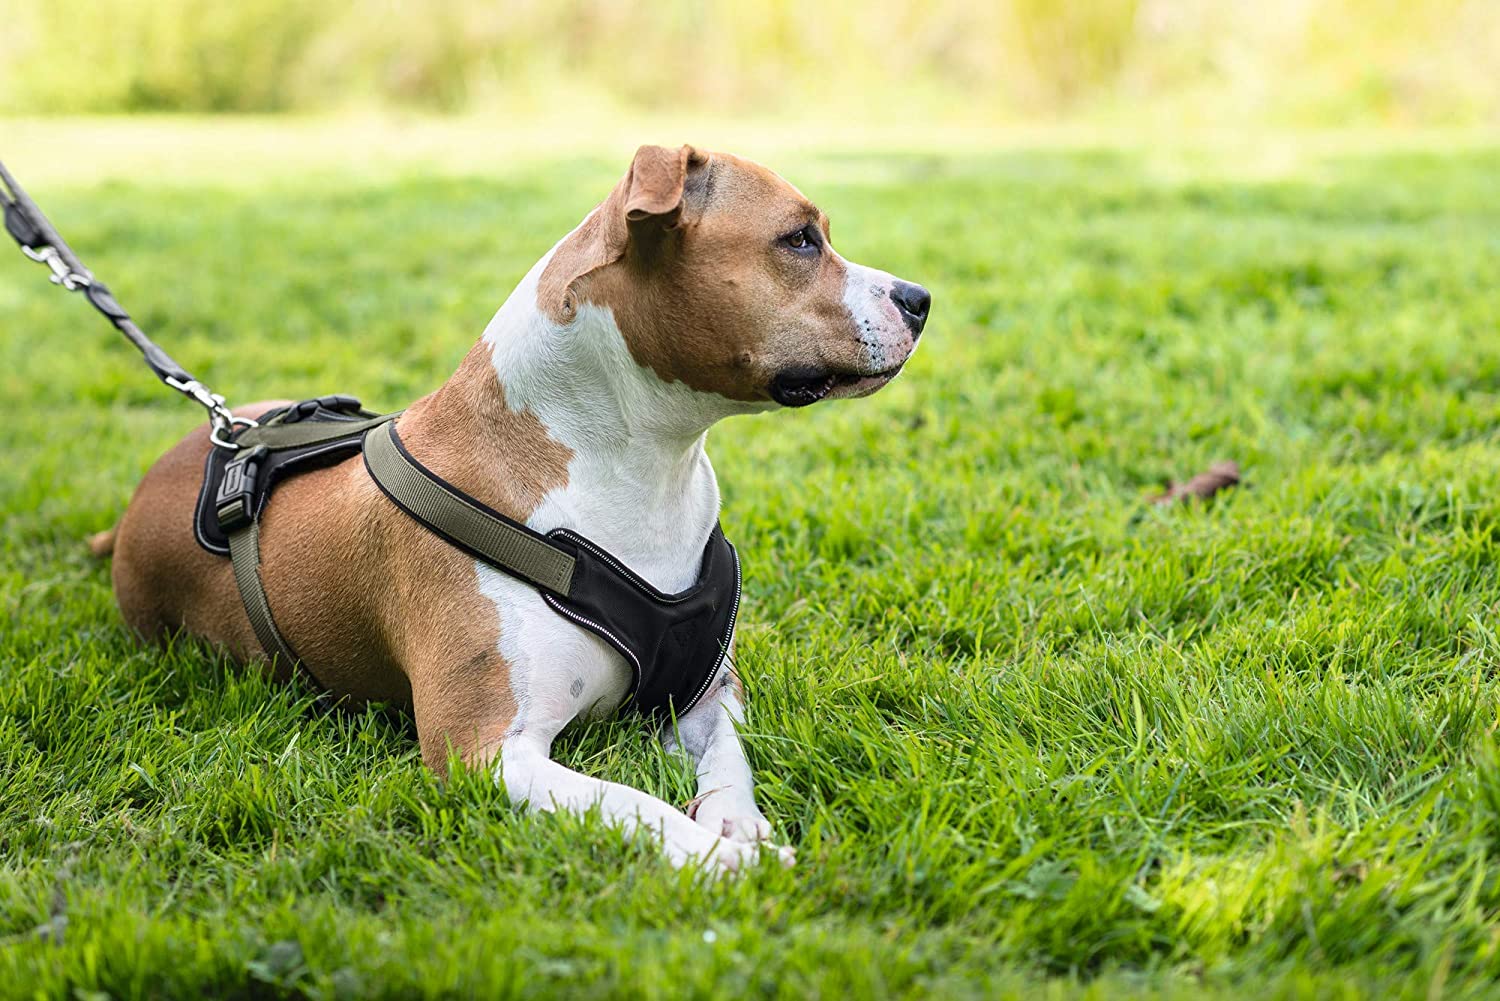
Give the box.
[1,157,252,448]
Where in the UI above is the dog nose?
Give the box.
[890,281,931,336]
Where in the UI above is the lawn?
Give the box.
[3,130,1500,999]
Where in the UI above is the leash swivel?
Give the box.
[1,157,251,448]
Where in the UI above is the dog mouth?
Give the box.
[769,362,906,407]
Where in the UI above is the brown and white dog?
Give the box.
[97,145,931,871]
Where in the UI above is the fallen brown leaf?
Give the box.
[1149,460,1241,506]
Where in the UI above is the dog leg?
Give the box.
[661,670,792,862]
[497,729,760,872]
[406,644,753,871]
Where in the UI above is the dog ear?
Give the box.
[536,144,707,322]
[622,144,695,232]
[620,144,711,255]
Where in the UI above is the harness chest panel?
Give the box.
[540,526,739,716]
[196,397,739,718]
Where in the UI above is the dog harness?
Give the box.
[197,397,740,718]
[4,161,739,718]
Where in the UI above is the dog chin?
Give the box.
[769,362,906,407]
[827,369,902,400]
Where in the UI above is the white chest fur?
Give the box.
[474,252,732,734]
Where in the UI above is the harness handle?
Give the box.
[0,157,251,448]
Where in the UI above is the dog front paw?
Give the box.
[717,811,773,844]
[698,836,796,876]
[686,788,776,845]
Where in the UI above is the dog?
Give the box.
[94,145,931,871]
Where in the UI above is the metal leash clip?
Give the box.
[20,243,90,290]
[166,376,258,449]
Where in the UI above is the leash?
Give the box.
[1,157,253,449]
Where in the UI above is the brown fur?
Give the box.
[110,345,570,773]
[540,146,861,402]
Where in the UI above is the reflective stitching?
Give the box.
[682,544,741,714]
[548,528,709,605]
[540,591,643,689]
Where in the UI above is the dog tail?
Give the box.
[88,527,117,559]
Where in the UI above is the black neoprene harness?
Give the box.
[200,398,741,718]
[2,159,740,720]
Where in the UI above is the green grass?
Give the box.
[3,139,1500,999]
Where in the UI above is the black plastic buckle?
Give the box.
[215,444,269,532]
[280,394,364,425]
[318,393,363,413]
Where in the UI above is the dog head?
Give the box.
[538,145,931,411]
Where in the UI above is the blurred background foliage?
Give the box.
[0,0,1496,125]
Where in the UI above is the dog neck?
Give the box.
[400,253,734,593]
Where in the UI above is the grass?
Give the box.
[3,131,1500,998]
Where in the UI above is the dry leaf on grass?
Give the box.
[1149,461,1241,506]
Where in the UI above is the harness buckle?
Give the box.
[215,444,269,532]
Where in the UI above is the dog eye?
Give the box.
[780,226,819,255]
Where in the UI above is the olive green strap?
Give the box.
[237,411,400,451]
[227,520,302,670]
[220,411,396,670]
[363,421,576,596]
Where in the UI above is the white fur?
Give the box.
[472,243,785,872]
[662,662,776,845]
[840,257,910,372]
